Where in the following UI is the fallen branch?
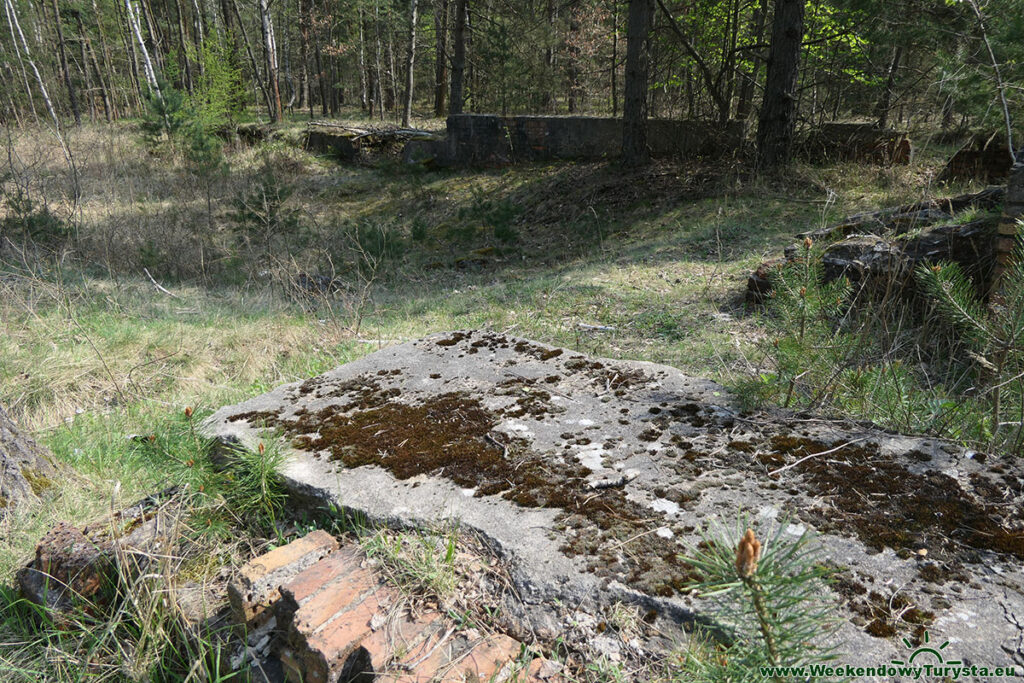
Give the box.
[768,437,871,477]
[143,268,179,299]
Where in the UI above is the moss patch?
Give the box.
[831,570,934,640]
[229,379,694,596]
[21,466,54,495]
[767,436,1024,562]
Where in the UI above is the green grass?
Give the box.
[0,119,990,680]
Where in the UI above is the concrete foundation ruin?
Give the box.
[799,122,912,165]
[402,115,746,166]
[203,332,1024,668]
[939,134,1018,183]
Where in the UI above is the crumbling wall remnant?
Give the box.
[800,123,912,165]
[404,115,746,166]
[939,134,1016,183]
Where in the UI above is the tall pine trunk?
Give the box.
[402,0,418,126]
[621,0,653,166]
[298,0,310,112]
[433,0,447,116]
[874,45,902,129]
[51,0,81,125]
[734,0,766,121]
[756,0,805,170]
[448,0,465,115]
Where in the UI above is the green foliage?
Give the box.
[0,402,286,681]
[140,79,193,145]
[677,521,836,681]
[746,241,852,409]
[228,157,305,259]
[140,63,233,174]
[183,122,227,181]
[454,191,520,245]
[410,217,429,242]
[744,237,1024,455]
[141,37,243,149]
[219,440,288,536]
[361,527,458,598]
[352,220,406,263]
[189,36,247,131]
[915,244,1024,452]
[0,186,70,250]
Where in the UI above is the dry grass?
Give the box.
[0,117,988,680]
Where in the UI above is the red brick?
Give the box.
[441,634,521,683]
[291,567,377,634]
[308,588,390,657]
[997,220,1020,236]
[276,549,363,626]
[354,609,442,677]
[523,657,564,682]
[393,638,452,683]
[228,530,338,628]
[285,589,391,683]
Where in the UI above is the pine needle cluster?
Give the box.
[676,521,837,682]
[916,238,1024,453]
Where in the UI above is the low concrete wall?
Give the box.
[417,115,746,166]
[800,123,911,165]
[940,134,1016,183]
[305,129,359,161]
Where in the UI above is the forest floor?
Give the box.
[0,117,987,679]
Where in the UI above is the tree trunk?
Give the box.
[115,0,143,112]
[313,9,327,115]
[282,0,295,108]
[448,0,466,115]
[544,0,555,111]
[259,0,282,122]
[139,0,164,74]
[611,0,618,116]
[51,0,81,125]
[229,0,273,117]
[74,10,97,121]
[874,45,902,129]
[621,0,653,166]
[433,0,447,116]
[75,10,111,121]
[734,0,766,121]
[566,12,581,113]
[402,0,418,127]
[386,20,397,113]
[357,10,368,110]
[0,404,58,514]
[173,0,193,92]
[126,0,160,92]
[5,0,40,121]
[756,0,805,170]
[297,0,310,112]
[6,0,79,198]
[373,0,384,118]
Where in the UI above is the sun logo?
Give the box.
[891,630,962,668]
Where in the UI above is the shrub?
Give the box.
[916,240,1024,453]
[742,239,851,409]
[742,236,1024,455]
[227,157,305,264]
[140,79,193,147]
[0,186,71,251]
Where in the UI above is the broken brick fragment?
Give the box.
[228,529,338,631]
